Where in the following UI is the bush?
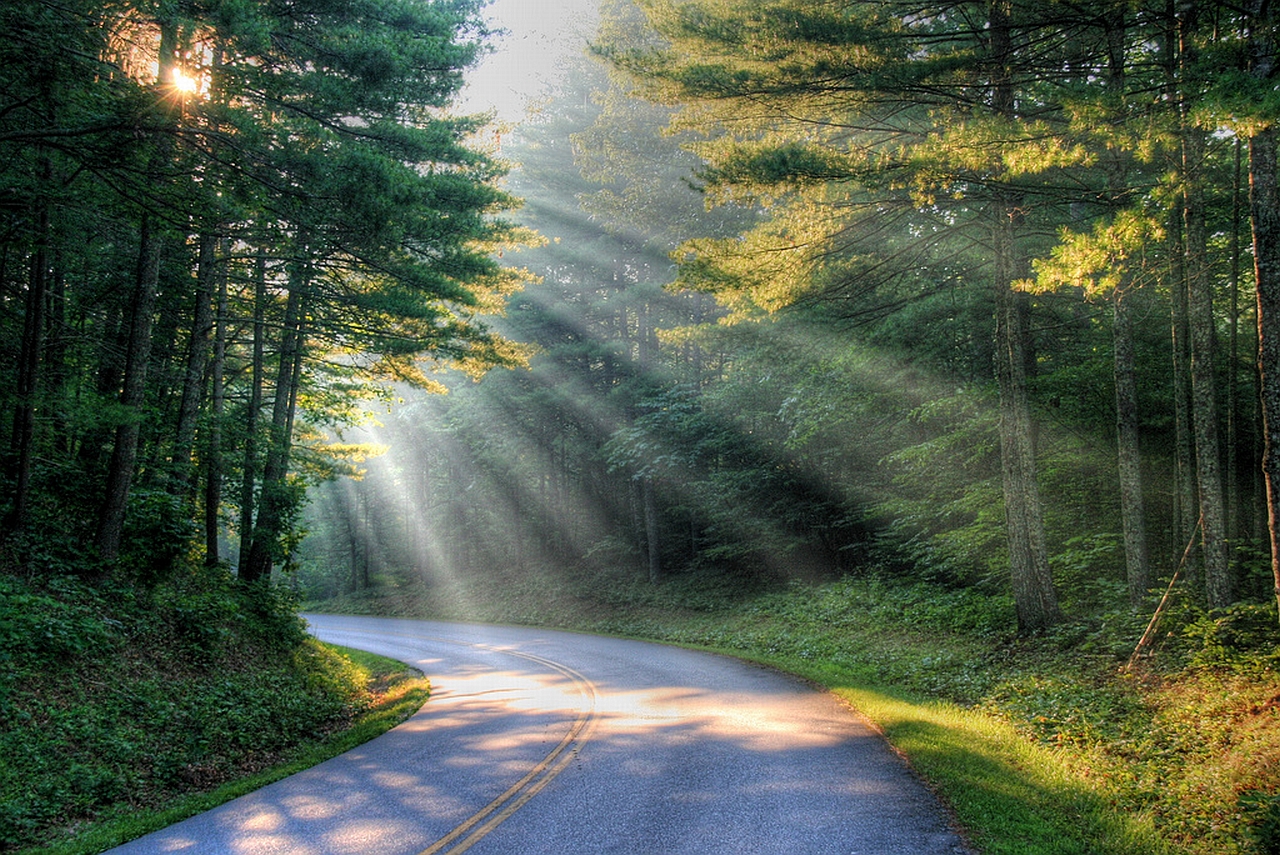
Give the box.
[1243,790,1280,855]
[1182,603,1280,671]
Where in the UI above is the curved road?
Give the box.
[106,616,972,854]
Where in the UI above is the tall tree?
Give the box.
[601,0,1076,629]
[0,0,528,579]
[1245,0,1280,623]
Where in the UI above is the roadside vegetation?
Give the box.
[310,567,1280,855]
[0,568,429,855]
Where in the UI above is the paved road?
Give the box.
[106,616,972,854]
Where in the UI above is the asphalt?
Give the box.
[103,615,974,855]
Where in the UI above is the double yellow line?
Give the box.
[309,626,599,854]
[414,644,598,855]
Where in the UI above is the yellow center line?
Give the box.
[311,627,598,855]
[417,648,597,855]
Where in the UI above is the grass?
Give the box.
[309,566,1280,855]
[18,645,428,855]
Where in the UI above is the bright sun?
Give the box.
[172,68,198,94]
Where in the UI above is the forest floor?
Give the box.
[308,566,1280,855]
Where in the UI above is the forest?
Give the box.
[4,0,1280,853]
[300,0,1280,636]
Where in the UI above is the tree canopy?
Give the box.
[298,0,1280,640]
[0,0,529,581]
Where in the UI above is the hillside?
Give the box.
[0,569,427,854]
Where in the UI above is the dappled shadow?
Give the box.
[104,618,970,855]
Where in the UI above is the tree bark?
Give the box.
[1248,0,1280,625]
[1185,145,1232,608]
[4,166,50,536]
[1114,289,1151,606]
[994,245,1060,633]
[241,265,308,583]
[93,19,179,564]
[171,232,217,495]
[238,249,267,573]
[1254,125,1280,626]
[94,211,162,561]
[989,0,1060,633]
[1178,3,1232,607]
[1169,206,1199,571]
[642,475,661,583]
[1101,6,1151,607]
[204,242,229,566]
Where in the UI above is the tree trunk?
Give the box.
[1170,208,1199,570]
[1101,8,1151,607]
[642,475,661,583]
[204,243,229,566]
[1228,138,1244,550]
[94,211,162,561]
[1114,289,1151,606]
[995,264,1060,633]
[1248,0,1280,625]
[172,232,217,495]
[93,20,179,564]
[4,168,50,536]
[989,0,1060,633]
[241,268,308,583]
[1178,1,1232,607]
[1254,125,1280,626]
[238,250,267,573]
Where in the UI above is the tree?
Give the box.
[599,0,1079,630]
[0,0,527,580]
[1243,0,1280,624]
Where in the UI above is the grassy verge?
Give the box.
[310,568,1280,855]
[21,645,428,855]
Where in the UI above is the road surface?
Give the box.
[105,615,972,854]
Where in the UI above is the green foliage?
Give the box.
[0,576,116,679]
[0,571,368,851]
[1242,790,1280,855]
[1181,604,1280,672]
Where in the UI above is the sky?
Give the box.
[460,0,601,122]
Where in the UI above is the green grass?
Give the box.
[19,645,429,855]
[0,570,431,855]
[766,660,1171,855]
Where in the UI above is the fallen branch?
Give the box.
[1125,512,1202,673]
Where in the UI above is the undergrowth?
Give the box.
[0,567,427,854]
